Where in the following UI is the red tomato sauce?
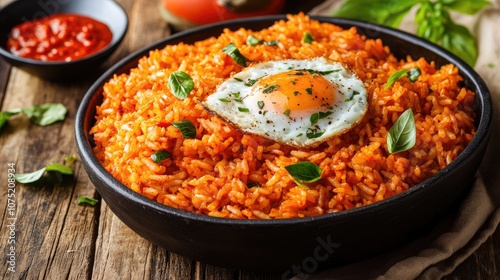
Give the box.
[7,14,113,62]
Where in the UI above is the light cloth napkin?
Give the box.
[295,0,500,279]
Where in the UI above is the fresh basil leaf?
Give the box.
[46,163,74,175]
[285,162,322,183]
[387,108,416,154]
[441,20,478,66]
[442,0,490,15]
[385,68,409,89]
[303,32,313,44]
[172,120,196,139]
[21,103,67,126]
[332,0,419,28]
[14,167,46,183]
[151,150,172,163]
[222,43,251,67]
[76,196,98,206]
[168,71,194,99]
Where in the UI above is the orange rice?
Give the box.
[90,14,476,219]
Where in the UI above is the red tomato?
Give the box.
[161,0,285,27]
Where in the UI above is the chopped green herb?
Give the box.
[487,63,495,68]
[285,162,322,185]
[244,78,261,86]
[303,32,314,44]
[233,77,243,82]
[306,127,324,139]
[310,111,332,125]
[168,71,194,99]
[387,108,416,154]
[76,196,98,206]
[385,67,420,89]
[293,91,299,96]
[408,67,421,82]
[247,182,261,188]
[257,101,265,109]
[263,84,280,93]
[172,120,196,139]
[219,98,230,103]
[151,150,172,163]
[283,109,291,117]
[238,107,250,113]
[246,35,278,46]
[222,43,251,67]
[310,113,320,125]
[345,90,360,101]
[306,88,313,95]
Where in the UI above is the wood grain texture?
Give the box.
[0,0,498,279]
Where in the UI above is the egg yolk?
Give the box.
[254,70,336,116]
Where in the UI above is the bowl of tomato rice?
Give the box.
[0,0,128,80]
[75,14,492,272]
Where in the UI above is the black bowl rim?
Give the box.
[0,0,129,65]
[75,15,493,226]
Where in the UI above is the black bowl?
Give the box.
[0,0,128,81]
[75,16,493,273]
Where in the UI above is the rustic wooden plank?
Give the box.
[0,67,99,280]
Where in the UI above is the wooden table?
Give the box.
[0,0,498,279]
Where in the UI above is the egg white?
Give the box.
[202,57,368,148]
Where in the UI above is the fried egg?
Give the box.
[202,57,368,148]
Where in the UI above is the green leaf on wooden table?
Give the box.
[14,158,75,184]
[76,196,99,206]
[21,103,67,126]
[14,167,47,184]
[387,108,416,154]
[168,71,194,99]
[0,110,21,130]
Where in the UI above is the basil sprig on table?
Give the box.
[332,0,490,66]
[0,103,67,132]
[285,161,322,189]
[387,109,416,154]
[168,71,194,99]
[14,163,73,184]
